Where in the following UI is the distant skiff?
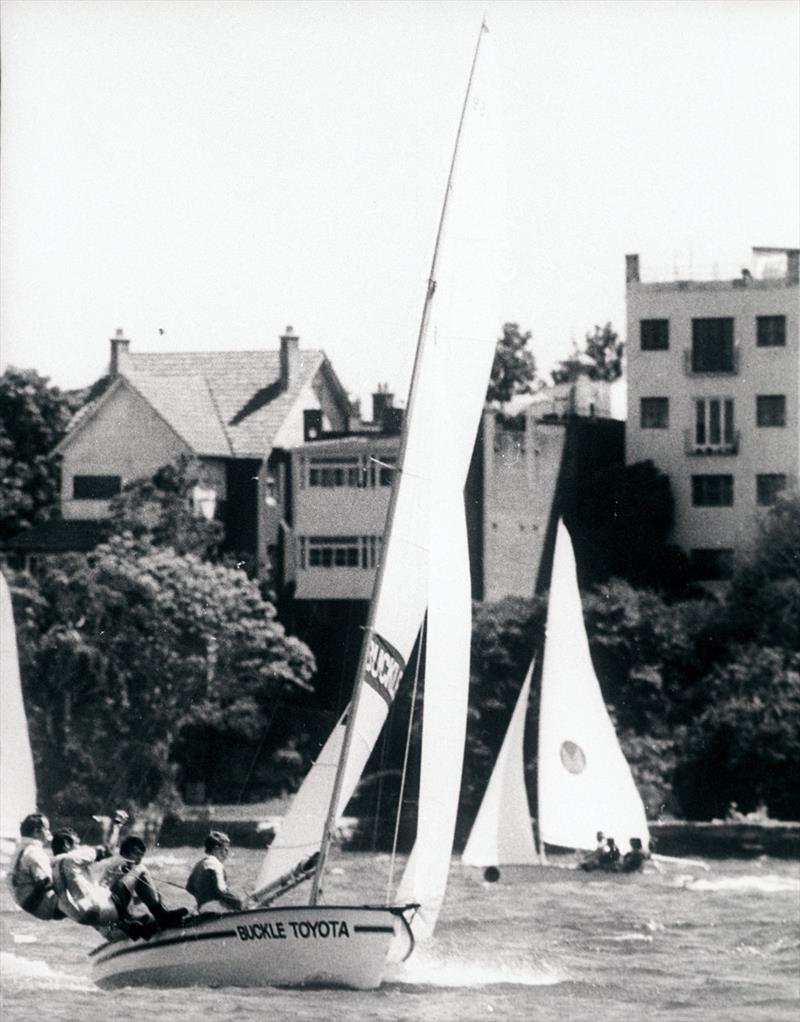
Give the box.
[90,904,414,990]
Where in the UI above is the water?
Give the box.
[1,849,798,1021]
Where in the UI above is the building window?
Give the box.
[690,548,734,580]
[691,318,734,372]
[640,319,669,351]
[756,395,786,427]
[756,474,787,506]
[640,397,669,429]
[307,536,361,567]
[756,315,786,347]
[692,474,733,507]
[308,457,363,488]
[72,475,122,499]
[695,398,734,447]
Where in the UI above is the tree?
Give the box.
[486,323,537,405]
[673,645,800,820]
[552,323,623,384]
[13,536,316,814]
[0,368,77,540]
[724,492,800,650]
[104,455,224,561]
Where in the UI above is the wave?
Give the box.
[679,874,800,894]
[0,950,94,992]
[387,948,566,988]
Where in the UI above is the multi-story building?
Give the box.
[626,246,799,579]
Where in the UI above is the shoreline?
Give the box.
[151,809,800,858]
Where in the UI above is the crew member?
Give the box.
[8,812,62,921]
[620,836,648,873]
[51,811,127,926]
[101,835,187,937]
[186,831,246,913]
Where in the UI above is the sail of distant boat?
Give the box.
[0,572,37,845]
[463,520,650,868]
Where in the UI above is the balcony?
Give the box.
[683,346,740,376]
[684,429,740,456]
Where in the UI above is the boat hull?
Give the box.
[91,904,414,990]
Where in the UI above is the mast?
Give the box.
[309,19,490,906]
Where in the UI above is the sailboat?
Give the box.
[92,20,504,990]
[1,571,38,856]
[462,519,650,871]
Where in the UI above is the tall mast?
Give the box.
[309,19,490,906]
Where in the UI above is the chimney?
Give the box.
[372,383,394,425]
[280,326,300,390]
[110,328,131,377]
[625,254,640,285]
[788,249,799,285]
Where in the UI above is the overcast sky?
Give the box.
[1,0,798,411]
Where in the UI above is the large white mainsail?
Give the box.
[537,520,649,855]
[461,660,538,868]
[257,21,504,897]
[0,572,37,843]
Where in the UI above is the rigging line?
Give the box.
[233,679,289,807]
[385,614,426,904]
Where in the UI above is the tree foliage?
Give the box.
[486,323,537,405]
[0,368,78,540]
[673,645,800,820]
[552,322,623,384]
[12,537,316,815]
[104,455,224,561]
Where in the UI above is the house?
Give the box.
[40,327,352,576]
[625,246,799,580]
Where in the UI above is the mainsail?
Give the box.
[257,21,504,899]
[0,572,37,842]
[537,521,650,855]
[461,660,538,868]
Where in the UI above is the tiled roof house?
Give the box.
[14,327,353,578]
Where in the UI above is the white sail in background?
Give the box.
[259,22,504,894]
[537,521,650,855]
[0,572,37,842]
[461,660,538,868]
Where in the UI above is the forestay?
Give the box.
[536,521,650,855]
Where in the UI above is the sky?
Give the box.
[1,0,798,413]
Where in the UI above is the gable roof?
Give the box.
[62,347,343,459]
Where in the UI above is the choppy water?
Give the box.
[1,848,798,1021]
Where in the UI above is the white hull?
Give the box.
[90,904,414,990]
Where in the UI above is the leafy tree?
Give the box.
[0,368,77,540]
[104,455,224,561]
[486,323,537,405]
[673,645,800,820]
[724,492,800,649]
[552,322,623,383]
[13,536,316,815]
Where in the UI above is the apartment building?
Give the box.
[626,246,799,579]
